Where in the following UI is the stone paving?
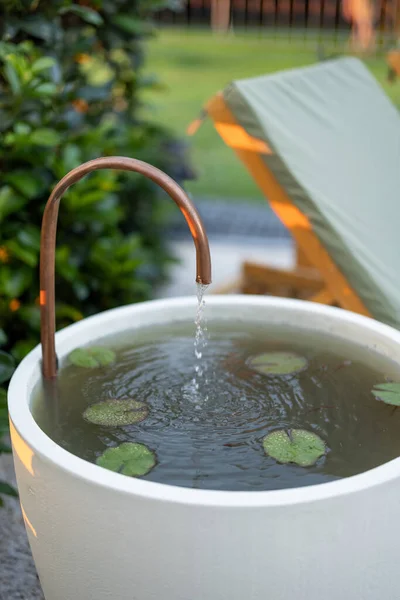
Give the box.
[0,452,44,600]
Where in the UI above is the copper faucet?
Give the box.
[40,156,212,380]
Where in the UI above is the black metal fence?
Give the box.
[156,0,396,39]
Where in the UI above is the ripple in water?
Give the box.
[32,320,400,491]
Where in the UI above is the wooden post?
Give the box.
[296,246,312,268]
[342,0,375,51]
[393,0,400,40]
[211,0,231,32]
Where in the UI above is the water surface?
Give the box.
[32,320,400,491]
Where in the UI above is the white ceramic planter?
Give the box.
[8,296,400,600]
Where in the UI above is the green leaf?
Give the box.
[263,429,326,467]
[83,399,149,427]
[18,306,41,330]
[11,339,37,362]
[14,123,31,136]
[247,352,308,376]
[0,268,32,297]
[6,240,37,267]
[69,346,116,368]
[17,227,40,252]
[68,189,106,208]
[31,83,57,97]
[16,18,54,42]
[111,15,154,35]
[30,128,61,147]
[372,382,400,406]
[0,482,18,497]
[0,351,15,385]
[96,442,156,477]
[59,5,103,25]
[5,172,43,198]
[60,144,81,172]
[31,56,56,74]
[4,60,21,94]
[0,42,15,59]
[55,303,82,323]
[0,330,7,346]
[0,186,26,221]
[0,388,6,407]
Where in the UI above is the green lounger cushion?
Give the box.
[223,57,400,329]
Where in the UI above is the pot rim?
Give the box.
[8,295,400,508]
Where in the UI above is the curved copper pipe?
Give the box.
[40,156,212,380]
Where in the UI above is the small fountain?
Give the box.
[7,158,400,600]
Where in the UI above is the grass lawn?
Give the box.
[144,28,400,201]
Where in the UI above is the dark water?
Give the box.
[32,320,400,491]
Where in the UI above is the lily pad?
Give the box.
[96,442,156,477]
[371,382,400,406]
[83,398,149,426]
[69,346,116,368]
[263,429,326,467]
[247,352,308,376]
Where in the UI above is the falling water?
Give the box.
[191,283,209,403]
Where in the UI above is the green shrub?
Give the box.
[0,0,188,500]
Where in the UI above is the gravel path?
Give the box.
[0,453,44,600]
[167,197,289,240]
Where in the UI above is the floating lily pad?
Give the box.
[371,382,400,406]
[69,346,116,369]
[247,352,308,376]
[83,399,149,426]
[263,429,326,467]
[96,442,156,477]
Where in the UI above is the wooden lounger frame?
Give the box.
[387,49,400,80]
[188,93,370,317]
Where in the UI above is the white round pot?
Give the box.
[8,296,400,600]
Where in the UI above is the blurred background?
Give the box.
[152,0,400,201]
[1,0,399,364]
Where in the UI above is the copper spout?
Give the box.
[40,156,212,380]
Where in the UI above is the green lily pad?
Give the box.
[372,382,400,406]
[83,399,149,426]
[69,346,116,368]
[247,352,308,376]
[263,429,326,467]
[96,442,156,477]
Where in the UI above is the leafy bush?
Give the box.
[0,0,189,500]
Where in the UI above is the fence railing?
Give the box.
[155,0,398,43]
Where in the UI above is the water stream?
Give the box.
[191,283,209,405]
